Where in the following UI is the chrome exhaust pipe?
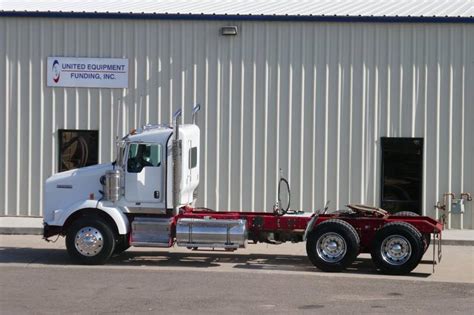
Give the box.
[191,104,201,204]
[173,108,182,140]
[192,104,201,125]
[172,108,182,214]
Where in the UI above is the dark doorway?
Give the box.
[381,137,423,214]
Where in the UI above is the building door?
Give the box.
[381,138,423,214]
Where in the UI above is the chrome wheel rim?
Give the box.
[316,232,347,263]
[75,227,104,257]
[380,235,412,265]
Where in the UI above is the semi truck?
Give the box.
[43,105,442,275]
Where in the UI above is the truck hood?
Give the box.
[46,163,113,185]
[44,163,114,222]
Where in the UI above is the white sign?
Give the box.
[47,57,128,88]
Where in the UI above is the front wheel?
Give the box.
[371,222,424,275]
[66,217,116,265]
[306,219,360,272]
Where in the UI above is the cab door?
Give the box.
[125,143,164,205]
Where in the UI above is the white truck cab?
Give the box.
[117,122,199,212]
[43,106,201,263]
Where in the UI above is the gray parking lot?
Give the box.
[1,235,473,314]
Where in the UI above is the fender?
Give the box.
[51,200,130,235]
[303,214,319,241]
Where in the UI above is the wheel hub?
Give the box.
[316,232,347,263]
[380,235,412,265]
[391,244,402,254]
[75,227,104,257]
[327,241,338,251]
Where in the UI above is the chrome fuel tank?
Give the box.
[176,218,247,249]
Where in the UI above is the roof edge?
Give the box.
[1,11,473,23]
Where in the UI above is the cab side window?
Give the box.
[189,147,198,169]
[127,143,161,173]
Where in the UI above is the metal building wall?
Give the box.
[1,17,473,229]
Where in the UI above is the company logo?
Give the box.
[52,60,61,83]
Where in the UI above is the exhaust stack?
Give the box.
[192,104,201,125]
[191,104,201,204]
[172,108,182,214]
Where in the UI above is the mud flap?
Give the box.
[432,231,442,273]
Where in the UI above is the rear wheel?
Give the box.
[394,211,431,252]
[66,216,116,265]
[371,222,424,275]
[306,219,360,272]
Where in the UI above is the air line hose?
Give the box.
[277,177,291,215]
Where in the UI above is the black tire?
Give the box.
[371,222,424,275]
[113,235,130,255]
[66,216,116,265]
[306,219,360,272]
[394,211,431,252]
[421,233,431,254]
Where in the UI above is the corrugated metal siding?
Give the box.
[1,17,473,229]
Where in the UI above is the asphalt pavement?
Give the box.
[1,235,473,314]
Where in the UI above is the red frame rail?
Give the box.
[177,206,442,253]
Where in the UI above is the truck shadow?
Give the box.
[0,246,432,278]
